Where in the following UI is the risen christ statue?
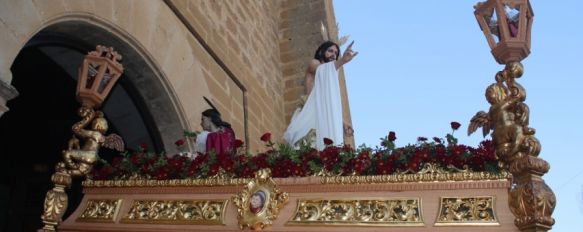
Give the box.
[283,41,358,150]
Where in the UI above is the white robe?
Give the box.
[283,61,343,150]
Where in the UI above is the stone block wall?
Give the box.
[0,0,353,152]
[168,0,285,151]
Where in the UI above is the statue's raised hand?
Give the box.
[341,41,358,63]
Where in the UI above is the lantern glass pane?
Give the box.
[87,64,98,89]
[483,9,500,44]
[98,71,112,94]
[504,4,520,37]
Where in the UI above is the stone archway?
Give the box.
[0,9,212,230]
[0,4,214,151]
[34,14,194,152]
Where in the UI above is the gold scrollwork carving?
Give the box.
[41,172,71,231]
[435,196,499,226]
[83,164,509,188]
[232,169,289,230]
[76,199,122,222]
[83,177,252,188]
[469,62,556,231]
[287,198,423,226]
[120,199,227,225]
[321,163,510,185]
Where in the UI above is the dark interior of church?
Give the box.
[0,46,84,231]
[0,29,173,229]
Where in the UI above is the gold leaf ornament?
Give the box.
[232,169,289,230]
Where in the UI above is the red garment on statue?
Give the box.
[205,127,235,157]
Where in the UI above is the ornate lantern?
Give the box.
[474,0,533,64]
[77,45,123,108]
[471,1,556,231]
[41,46,124,231]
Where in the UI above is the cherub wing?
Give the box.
[103,133,125,151]
[468,111,491,137]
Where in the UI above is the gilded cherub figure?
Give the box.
[468,62,533,167]
[57,106,124,177]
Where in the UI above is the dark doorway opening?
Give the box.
[0,38,163,231]
[0,47,83,231]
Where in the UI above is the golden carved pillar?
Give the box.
[40,45,125,231]
[41,172,72,231]
[472,1,556,231]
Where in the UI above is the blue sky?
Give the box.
[334,1,583,231]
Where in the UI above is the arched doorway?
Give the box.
[0,17,189,231]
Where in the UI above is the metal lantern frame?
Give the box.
[474,0,534,64]
[76,45,123,108]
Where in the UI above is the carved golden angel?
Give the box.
[468,62,534,167]
[58,106,124,177]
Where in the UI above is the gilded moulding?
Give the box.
[232,169,289,230]
[120,199,228,225]
[76,199,122,223]
[83,177,252,187]
[287,198,424,226]
[82,164,509,188]
[434,196,499,226]
[320,163,510,185]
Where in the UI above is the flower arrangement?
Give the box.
[90,122,499,180]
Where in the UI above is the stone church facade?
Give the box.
[0,0,354,153]
[0,1,353,229]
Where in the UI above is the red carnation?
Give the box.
[260,132,271,142]
[451,121,461,130]
[234,139,244,148]
[388,131,397,142]
[174,139,185,146]
[323,137,334,146]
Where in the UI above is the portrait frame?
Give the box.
[232,169,289,230]
[249,190,267,215]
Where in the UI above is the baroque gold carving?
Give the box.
[41,45,125,231]
[42,108,124,231]
[41,172,71,231]
[435,196,499,226]
[232,169,289,230]
[83,163,508,188]
[76,199,122,222]
[57,107,124,177]
[83,177,252,188]
[287,198,423,226]
[321,163,510,185]
[121,199,227,225]
[469,62,533,169]
[509,174,556,230]
[469,62,556,231]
